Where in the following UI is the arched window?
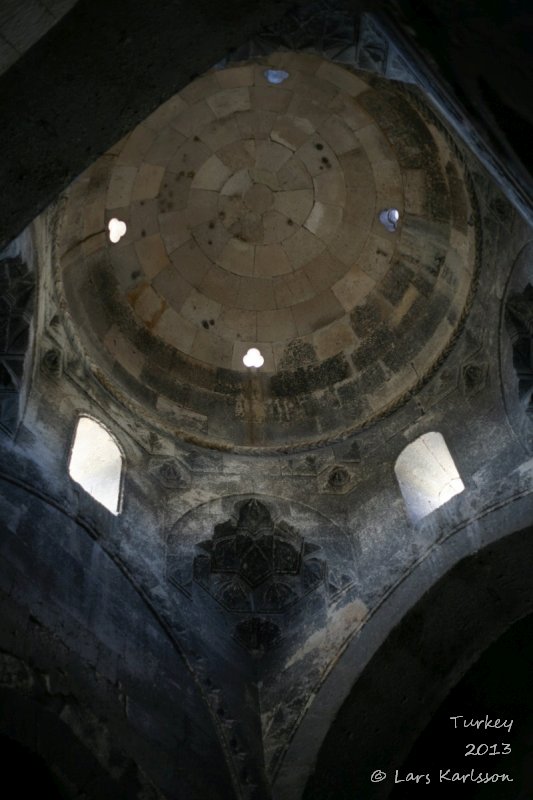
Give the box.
[68,416,123,514]
[395,432,464,523]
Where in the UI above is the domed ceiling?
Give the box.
[58,52,478,451]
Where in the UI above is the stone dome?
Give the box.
[58,52,478,451]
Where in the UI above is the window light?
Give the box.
[69,416,123,514]
[378,208,400,232]
[394,432,464,523]
[264,69,290,85]
[108,218,127,243]
[243,348,264,368]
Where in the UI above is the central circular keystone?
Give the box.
[244,183,274,214]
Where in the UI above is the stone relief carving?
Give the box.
[167,497,357,652]
[192,499,326,614]
[148,457,190,490]
[0,257,34,435]
[462,361,489,397]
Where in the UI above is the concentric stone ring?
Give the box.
[59,52,478,450]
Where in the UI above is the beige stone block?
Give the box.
[172,101,216,138]
[291,290,344,335]
[328,94,374,132]
[145,95,188,130]
[288,93,331,129]
[152,263,193,312]
[181,288,222,327]
[180,74,220,104]
[83,202,104,238]
[134,233,170,279]
[303,251,348,293]
[358,234,395,281]
[118,127,157,165]
[184,189,218,228]
[232,340,275,373]
[313,317,358,360]
[220,168,252,197]
[319,115,359,155]
[218,194,247,232]
[344,189,377,230]
[106,166,137,209]
[218,238,255,276]
[207,88,251,118]
[159,210,191,253]
[218,139,255,171]
[190,328,233,368]
[249,168,279,191]
[271,114,316,151]
[216,65,255,89]
[277,157,313,191]
[294,72,338,103]
[356,123,396,163]
[282,227,326,270]
[313,170,346,206]
[132,163,165,202]
[131,284,165,326]
[338,147,373,191]
[250,86,292,113]
[256,308,297,342]
[153,307,197,354]
[328,221,369,267]
[128,198,159,240]
[235,109,277,140]
[168,138,212,175]
[261,210,293,245]
[296,138,340,177]
[316,61,368,96]
[273,189,314,225]
[145,128,185,166]
[192,155,232,191]
[199,117,241,151]
[171,240,212,288]
[200,265,242,306]
[192,218,231,261]
[332,265,375,311]
[273,270,314,307]
[255,141,292,172]
[304,201,343,241]
[237,277,277,311]
[218,307,257,341]
[254,244,292,277]
[104,325,145,378]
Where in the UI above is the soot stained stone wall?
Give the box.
[0,3,532,800]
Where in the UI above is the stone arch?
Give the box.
[271,487,533,800]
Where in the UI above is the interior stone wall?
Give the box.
[0,2,532,799]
